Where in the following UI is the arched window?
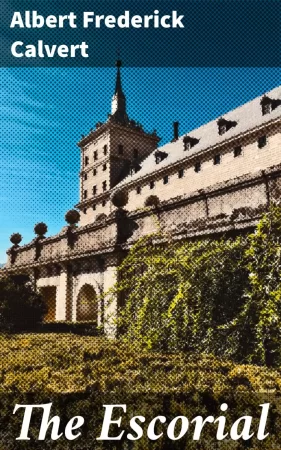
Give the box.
[76,284,98,322]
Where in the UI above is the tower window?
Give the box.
[93,185,97,195]
[150,180,155,189]
[195,162,201,173]
[258,135,267,148]
[219,124,227,135]
[118,144,124,155]
[260,96,274,116]
[183,136,199,151]
[262,103,272,115]
[102,200,106,207]
[217,118,237,136]
[85,156,89,166]
[133,149,138,159]
[214,154,221,165]
[103,145,108,155]
[163,175,169,185]
[234,146,242,157]
[93,168,97,176]
[94,151,98,161]
[83,208,87,214]
[136,186,141,194]
[178,168,184,178]
[102,181,107,192]
[103,163,107,171]
[155,150,168,164]
[83,190,88,199]
[93,204,96,211]
[83,173,88,181]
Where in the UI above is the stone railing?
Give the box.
[6,164,281,272]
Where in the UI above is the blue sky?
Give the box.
[0,66,281,263]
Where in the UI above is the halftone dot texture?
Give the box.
[2,65,281,447]
[1,0,281,446]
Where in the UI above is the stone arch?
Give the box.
[76,283,98,322]
[40,286,57,322]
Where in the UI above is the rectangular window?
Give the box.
[102,181,107,192]
[178,169,184,178]
[103,145,108,155]
[102,200,106,207]
[258,135,267,148]
[85,156,89,166]
[195,162,201,173]
[83,173,88,180]
[93,185,97,195]
[262,103,271,115]
[118,144,124,155]
[93,168,97,176]
[163,175,169,185]
[103,163,107,171]
[83,190,87,199]
[83,208,87,214]
[219,124,227,135]
[214,154,221,165]
[93,204,96,211]
[150,180,155,189]
[94,150,98,161]
[136,186,141,194]
[234,146,242,157]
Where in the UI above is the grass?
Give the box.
[0,333,281,395]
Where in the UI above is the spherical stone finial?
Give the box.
[10,233,22,245]
[111,190,128,208]
[34,222,48,237]
[65,209,80,226]
[145,195,160,208]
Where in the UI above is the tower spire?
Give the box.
[115,59,123,95]
[111,56,128,123]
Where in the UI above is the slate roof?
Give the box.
[116,84,281,188]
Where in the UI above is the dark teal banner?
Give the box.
[0,1,280,66]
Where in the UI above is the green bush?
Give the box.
[106,204,281,367]
[37,320,101,336]
[0,276,47,332]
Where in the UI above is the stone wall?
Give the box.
[5,163,281,330]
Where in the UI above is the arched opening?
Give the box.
[76,284,98,322]
[40,286,56,322]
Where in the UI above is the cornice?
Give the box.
[78,121,160,148]
[75,191,111,209]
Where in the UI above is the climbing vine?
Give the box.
[106,204,281,366]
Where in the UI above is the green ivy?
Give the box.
[106,204,281,367]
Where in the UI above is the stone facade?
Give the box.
[4,62,281,332]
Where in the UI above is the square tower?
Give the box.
[76,60,160,226]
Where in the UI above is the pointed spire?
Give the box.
[115,58,124,97]
[111,55,128,123]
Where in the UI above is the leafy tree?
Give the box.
[0,276,47,332]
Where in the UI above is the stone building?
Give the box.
[5,61,281,331]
